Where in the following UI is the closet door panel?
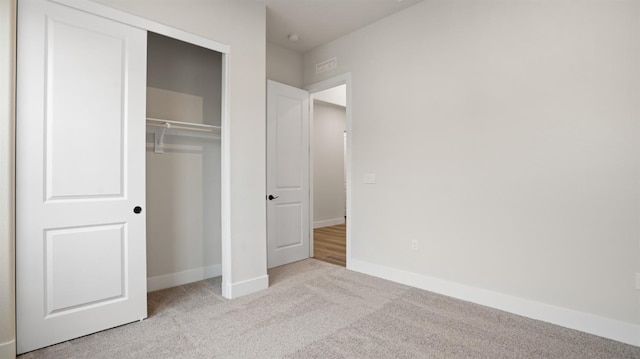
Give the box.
[47,18,125,199]
[17,0,147,354]
[44,224,126,313]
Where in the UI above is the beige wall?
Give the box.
[304,0,640,342]
[0,0,16,357]
[266,41,303,88]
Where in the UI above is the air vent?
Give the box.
[316,57,337,74]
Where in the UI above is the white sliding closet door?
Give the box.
[16,0,147,353]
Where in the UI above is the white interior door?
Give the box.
[266,80,310,268]
[16,0,147,353]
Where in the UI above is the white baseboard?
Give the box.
[313,217,345,229]
[0,339,16,359]
[348,258,640,347]
[147,264,222,292]
[223,275,269,299]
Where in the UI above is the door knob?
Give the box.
[133,206,142,214]
[268,195,279,200]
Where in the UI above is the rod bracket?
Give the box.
[154,122,170,153]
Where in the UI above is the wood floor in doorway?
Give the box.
[313,223,346,266]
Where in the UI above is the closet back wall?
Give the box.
[146,33,222,290]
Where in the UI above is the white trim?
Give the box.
[313,217,345,229]
[305,73,352,268]
[147,265,222,292]
[220,53,232,299]
[308,98,315,258]
[349,258,640,347]
[0,339,16,359]
[224,275,269,299]
[50,0,229,53]
[0,0,15,356]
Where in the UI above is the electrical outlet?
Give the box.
[411,240,418,251]
[363,173,376,184]
[636,273,640,290]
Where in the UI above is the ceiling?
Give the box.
[314,84,346,107]
[258,0,424,53]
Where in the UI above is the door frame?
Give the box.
[23,0,235,299]
[304,73,352,267]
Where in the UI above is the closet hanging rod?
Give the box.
[146,118,221,133]
[147,122,214,133]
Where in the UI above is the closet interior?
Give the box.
[145,32,223,293]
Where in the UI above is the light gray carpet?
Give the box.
[20,259,640,358]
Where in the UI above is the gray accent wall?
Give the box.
[313,101,346,227]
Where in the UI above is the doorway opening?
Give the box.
[306,73,352,268]
[310,84,347,266]
[265,74,351,270]
[145,32,224,307]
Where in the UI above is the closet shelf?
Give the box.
[146,118,221,154]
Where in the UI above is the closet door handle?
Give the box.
[133,206,142,214]
[267,195,279,201]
